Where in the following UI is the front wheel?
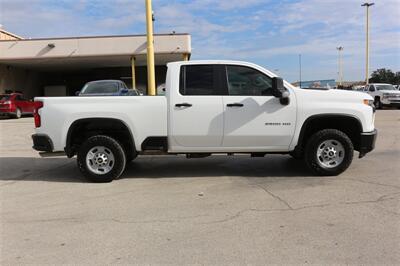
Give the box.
[374,97,383,109]
[305,129,354,176]
[77,135,126,182]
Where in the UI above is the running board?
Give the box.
[39,151,66,157]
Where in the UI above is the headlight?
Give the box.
[382,93,391,98]
[363,99,374,108]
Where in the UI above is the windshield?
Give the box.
[376,84,395,91]
[0,95,11,101]
[81,82,119,94]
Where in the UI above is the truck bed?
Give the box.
[35,96,167,152]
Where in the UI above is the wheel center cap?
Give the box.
[324,148,336,159]
[95,154,108,165]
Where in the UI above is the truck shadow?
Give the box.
[0,155,313,183]
[122,155,312,179]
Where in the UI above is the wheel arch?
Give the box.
[295,114,363,155]
[65,117,136,158]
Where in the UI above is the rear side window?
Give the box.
[179,65,216,95]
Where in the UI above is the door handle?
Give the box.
[175,103,192,107]
[227,103,244,107]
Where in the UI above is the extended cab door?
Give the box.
[221,65,296,151]
[168,64,224,151]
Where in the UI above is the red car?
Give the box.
[0,93,35,118]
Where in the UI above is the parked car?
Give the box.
[32,60,377,182]
[364,83,400,109]
[0,93,35,118]
[77,80,140,96]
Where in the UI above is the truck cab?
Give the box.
[32,60,377,182]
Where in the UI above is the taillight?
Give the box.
[33,101,43,128]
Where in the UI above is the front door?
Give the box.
[168,64,224,152]
[221,65,296,151]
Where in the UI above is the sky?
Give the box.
[0,0,399,82]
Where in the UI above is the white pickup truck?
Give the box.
[32,60,377,182]
[364,83,400,109]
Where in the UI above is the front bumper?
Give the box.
[382,98,400,106]
[358,129,377,158]
[32,134,53,152]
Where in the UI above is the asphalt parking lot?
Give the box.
[0,111,399,265]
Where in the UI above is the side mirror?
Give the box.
[271,77,286,98]
[75,91,80,96]
[121,89,129,94]
[271,77,290,105]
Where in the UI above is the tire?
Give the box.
[374,97,383,109]
[305,129,354,176]
[77,135,126,182]
[14,108,22,119]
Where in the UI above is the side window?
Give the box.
[226,65,273,96]
[15,95,22,101]
[180,65,216,95]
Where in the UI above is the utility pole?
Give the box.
[299,54,302,88]
[336,46,344,86]
[145,0,156,95]
[362,2,374,85]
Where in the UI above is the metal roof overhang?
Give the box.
[0,33,191,71]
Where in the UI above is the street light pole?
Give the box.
[336,46,344,86]
[299,54,302,88]
[145,0,156,95]
[362,2,374,85]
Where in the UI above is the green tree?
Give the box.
[369,68,400,84]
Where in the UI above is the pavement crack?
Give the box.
[255,184,293,210]
[109,214,209,224]
[7,214,210,225]
[340,177,400,190]
[342,191,400,206]
[204,191,400,224]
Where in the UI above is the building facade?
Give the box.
[0,30,191,98]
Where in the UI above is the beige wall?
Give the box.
[0,65,42,99]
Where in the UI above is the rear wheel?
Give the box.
[14,108,22,119]
[305,129,353,176]
[77,135,126,182]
